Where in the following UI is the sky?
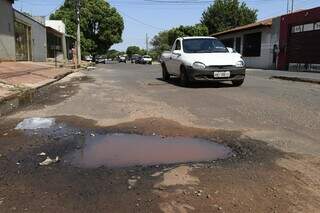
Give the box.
[13,0,320,51]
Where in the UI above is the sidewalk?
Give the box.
[0,62,74,113]
[247,69,320,84]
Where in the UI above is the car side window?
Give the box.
[175,40,181,50]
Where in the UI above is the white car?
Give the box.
[118,56,127,63]
[160,36,246,86]
[140,55,152,64]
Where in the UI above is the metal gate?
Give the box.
[287,23,320,71]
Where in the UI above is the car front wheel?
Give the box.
[162,63,170,80]
[180,66,189,87]
[232,79,244,87]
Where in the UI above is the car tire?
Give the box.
[232,79,244,87]
[180,66,189,87]
[162,63,170,81]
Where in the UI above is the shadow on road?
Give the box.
[156,77,234,88]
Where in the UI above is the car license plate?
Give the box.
[214,71,230,78]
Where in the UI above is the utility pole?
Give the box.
[287,0,294,13]
[291,0,294,13]
[146,33,149,53]
[76,0,81,67]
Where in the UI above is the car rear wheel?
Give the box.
[232,79,244,87]
[162,63,170,81]
[180,66,189,87]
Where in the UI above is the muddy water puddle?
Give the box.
[65,133,232,168]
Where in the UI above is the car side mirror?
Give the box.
[227,47,235,53]
[172,50,182,56]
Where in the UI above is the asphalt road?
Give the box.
[1,63,320,212]
[16,62,320,155]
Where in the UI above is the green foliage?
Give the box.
[50,0,124,56]
[150,24,208,59]
[138,49,148,56]
[148,50,159,60]
[126,46,140,58]
[167,24,209,46]
[201,0,257,34]
[106,49,121,59]
[150,31,170,53]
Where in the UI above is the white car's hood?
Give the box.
[183,53,242,66]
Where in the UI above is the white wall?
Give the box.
[0,0,15,61]
[45,20,66,34]
[217,18,280,69]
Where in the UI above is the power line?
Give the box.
[44,0,65,17]
[117,9,166,31]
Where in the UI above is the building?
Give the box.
[278,7,320,72]
[45,20,75,62]
[0,0,15,61]
[212,17,281,70]
[213,7,320,72]
[14,9,47,62]
[0,0,72,63]
[0,0,47,62]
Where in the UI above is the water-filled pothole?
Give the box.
[65,133,232,168]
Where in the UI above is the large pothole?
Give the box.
[64,133,232,168]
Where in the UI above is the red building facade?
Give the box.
[278,7,320,71]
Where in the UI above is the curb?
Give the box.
[0,69,76,116]
[270,76,320,84]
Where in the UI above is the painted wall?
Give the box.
[278,7,320,70]
[0,0,15,61]
[216,18,280,70]
[14,10,47,62]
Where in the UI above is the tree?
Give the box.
[201,0,257,34]
[167,24,208,46]
[150,30,170,55]
[138,49,147,56]
[50,0,124,56]
[126,46,140,58]
[106,49,120,59]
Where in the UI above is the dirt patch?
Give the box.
[0,116,319,212]
[154,166,199,188]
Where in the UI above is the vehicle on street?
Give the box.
[84,55,93,62]
[160,36,246,86]
[118,55,127,63]
[141,55,152,64]
[136,55,152,64]
[95,55,107,64]
[131,54,140,63]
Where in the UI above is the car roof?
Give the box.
[179,36,217,40]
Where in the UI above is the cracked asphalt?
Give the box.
[0,63,319,212]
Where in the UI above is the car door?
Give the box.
[166,40,180,75]
[165,41,176,74]
[170,39,182,75]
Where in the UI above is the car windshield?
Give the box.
[143,55,151,58]
[183,38,228,53]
